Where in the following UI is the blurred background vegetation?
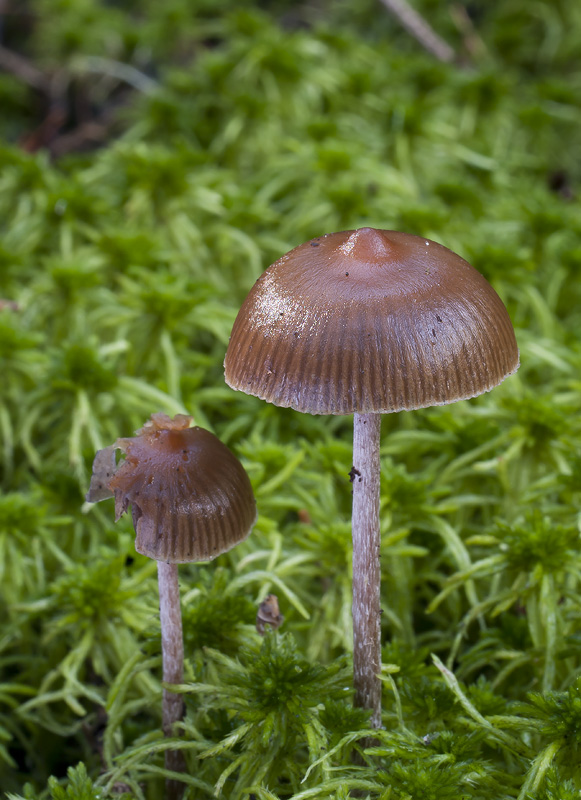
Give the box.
[0,0,580,797]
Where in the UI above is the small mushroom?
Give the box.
[224,227,519,728]
[256,593,284,635]
[86,412,257,797]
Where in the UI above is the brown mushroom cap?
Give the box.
[87,413,257,563]
[224,228,519,415]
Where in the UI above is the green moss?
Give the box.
[1,0,580,796]
[496,514,579,574]
[182,568,255,654]
[7,762,125,800]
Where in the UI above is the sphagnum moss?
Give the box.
[1,0,581,797]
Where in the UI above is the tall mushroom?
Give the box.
[224,227,519,728]
[86,413,257,798]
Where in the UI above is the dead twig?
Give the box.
[450,4,488,60]
[49,117,114,158]
[378,0,456,63]
[0,43,49,90]
[0,299,20,311]
[70,55,159,95]
[0,36,155,156]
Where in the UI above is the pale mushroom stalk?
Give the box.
[351,412,382,728]
[157,561,187,782]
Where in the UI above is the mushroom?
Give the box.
[256,593,284,635]
[224,227,519,728]
[86,412,257,796]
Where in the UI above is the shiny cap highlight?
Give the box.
[224,228,519,415]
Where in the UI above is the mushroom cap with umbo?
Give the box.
[86,413,257,563]
[224,228,519,415]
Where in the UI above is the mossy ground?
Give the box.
[1,1,581,798]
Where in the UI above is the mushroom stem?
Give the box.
[351,411,382,728]
[157,561,186,799]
